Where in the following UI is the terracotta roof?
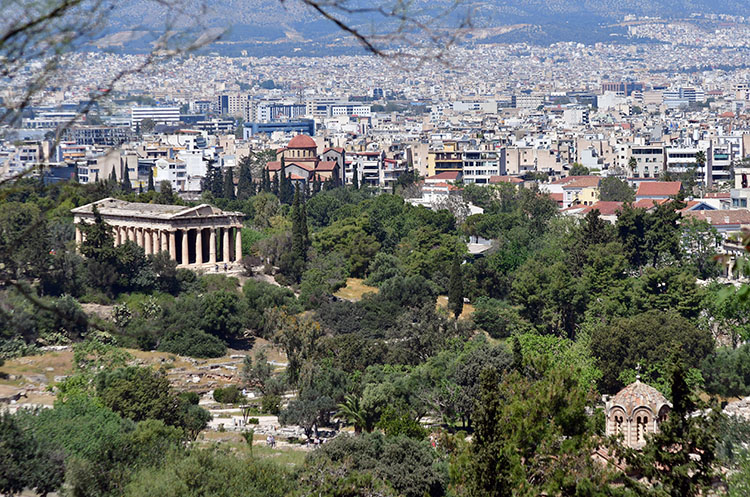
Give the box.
[636,181,682,197]
[323,147,344,154]
[683,209,750,226]
[581,201,623,216]
[550,175,598,185]
[609,380,670,418]
[633,198,670,210]
[267,161,315,172]
[287,134,317,149]
[549,193,564,204]
[489,175,523,184]
[563,177,601,188]
[426,171,461,181]
[315,161,337,171]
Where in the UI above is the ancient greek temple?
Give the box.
[71,198,244,267]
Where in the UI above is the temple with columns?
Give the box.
[71,198,244,267]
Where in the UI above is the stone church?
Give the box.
[605,379,671,449]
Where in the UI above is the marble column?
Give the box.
[137,228,145,250]
[181,228,189,265]
[234,227,242,262]
[75,225,82,245]
[161,230,168,254]
[128,226,136,243]
[222,227,230,263]
[169,231,177,260]
[209,228,217,264]
[196,228,203,265]
[144,230,152,255]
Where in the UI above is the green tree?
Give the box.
[121,164,132,193]
[590,310,714,393]
[0,412,65,497]
[448,255,464,319]
[599,176,635,202]
[223,166,235,200]
[237,155,255,200]
[147,167,155,191]
[569,163,590,176]
[199,290,244,341]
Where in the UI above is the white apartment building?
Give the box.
[131,106,180,131]
[462,150,501,184]
[628,145,664,178]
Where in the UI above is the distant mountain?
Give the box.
[92,0,749,55]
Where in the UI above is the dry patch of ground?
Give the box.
[436,296,475,320]
[334,278,378,301]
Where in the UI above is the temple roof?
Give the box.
[71,198,243,221]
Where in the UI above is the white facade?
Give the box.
[131,106,180,131]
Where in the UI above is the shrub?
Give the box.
[157,327,226,358]
[247,417,259,424]
[261,394,281,415]
[213,385,241,404]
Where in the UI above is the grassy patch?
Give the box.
[334,278,378,301]
[436,295,475,320]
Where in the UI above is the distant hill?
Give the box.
[93,0,749,55]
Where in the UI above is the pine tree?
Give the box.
[224,167,236,200]
[237,156,254,200]
[147,168,155,192]
[122,164,132,193]
[448,254,464,319]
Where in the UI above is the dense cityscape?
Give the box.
[5,4,750,497]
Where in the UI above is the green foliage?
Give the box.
[242,279,299,332]
[0,411,65,497]
[96,366,181,424]
[568,163,590,176]
[301,433,447,497]
[123,448,295,497]
[157,326,227,358]
[213,385,242,404]
[314,217,380,277]
[376,406,427,440]
[448,255,464,319]
[702,344,750,398]
[590,310,714,393]
[471,297,531,338]
[599,176,635,202]
[199,290,244,341]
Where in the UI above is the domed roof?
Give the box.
[287,134,316,149]
[609,379,670,417]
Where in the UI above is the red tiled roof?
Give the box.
[633,198,670,209]
[563,177,601,188]
[315,161,337,171]
[427,171,461,181]
[549,193,564,204]
[550,175,598,185]
[489,175,523,184]
[323,147,344,154]
[267,161,315,172]
[287,134,317,149]
[683,210,750,226]
[581,201,623,216]
[636,181,682,197]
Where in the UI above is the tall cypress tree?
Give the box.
[352,163,359,190]
[122,164,132,193]
[237,156,254,200]
[212,166,224,198]
[448,254,464,319]
[300,195,309,250]
[272,170,279,197]
[224,167,236,200]
[147,167,155,191]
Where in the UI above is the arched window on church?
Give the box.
[614,414,623,435]
[636,416,642,443]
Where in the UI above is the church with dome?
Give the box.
[265,134,344,187]
[605,379,671,449]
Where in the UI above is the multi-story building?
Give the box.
[131,106,180,131]
[462,150,501,184]
[64,126,133,146]
[628,145,664,178]
[217,94,247,117]
[732,165,750,208]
